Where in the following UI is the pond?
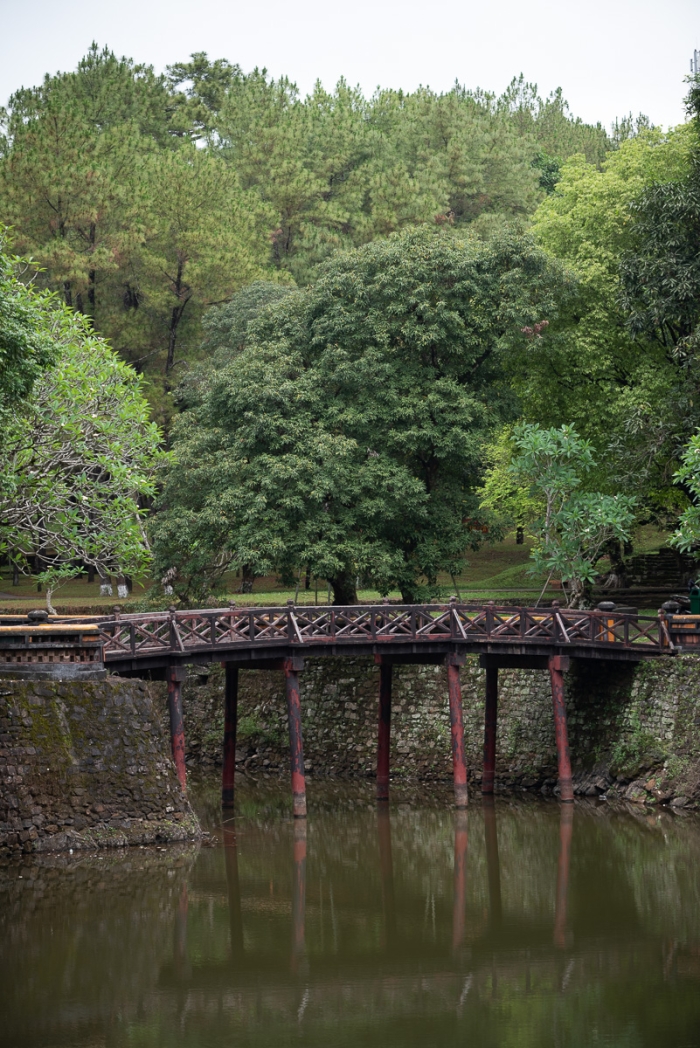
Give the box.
[2,778,700,1048]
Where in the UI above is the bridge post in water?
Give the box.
[222,663,238,808]
[284,657,307,818]
[167,664,187,792]
[375,656,393,802]
[482,666,499,795]
[446,653,468,808]
[548,655,573,802]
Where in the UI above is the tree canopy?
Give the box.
[151,227,567,603]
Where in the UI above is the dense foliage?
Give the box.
[3,49,700,604]
[0,46,612,421]
[0,238,56,421]
[151,228,567,603]
[0,254,163,609]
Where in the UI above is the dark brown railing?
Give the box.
[95,603,669,661]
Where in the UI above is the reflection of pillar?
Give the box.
[222,664,238,808]
[447,655,468,808]
[378,807,396,947]
[174,882,190,979]
[548,656,573,802]
[167,665,187,791]
[483,798,502,927]
[553,804,573,949]
[376,657,392,802]
[482,667,498,795]
[452,809,468,952]
[223,821,244,958]
[292,819,307,970]
[285,658,307,818]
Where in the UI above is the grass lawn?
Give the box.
[0,527,671,615]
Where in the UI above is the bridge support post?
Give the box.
[548,655,573,802]
[482,666,498,795]
[222,663,238,808]
[284,657,307,818]
[447,654,468,809]
[167,665,187,792]
[375,656,392,802]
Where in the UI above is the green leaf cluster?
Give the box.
[509,424,637,605]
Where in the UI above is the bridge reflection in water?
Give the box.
[199,802,576,986]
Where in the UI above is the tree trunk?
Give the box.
[239,565,255,593]
[88,222,96,314]
[330,571,357,605]
[12,561,19,586]
[165,258,191,373]
[602,540,627,589]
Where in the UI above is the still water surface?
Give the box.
[2,779,700,1048]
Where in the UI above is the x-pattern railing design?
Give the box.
[97,603,669,661]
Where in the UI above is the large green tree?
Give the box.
[152,227,566,604]
[523,121,694,516]
[0,305,164,611]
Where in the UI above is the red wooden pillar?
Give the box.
[284,657,307,818]
[482,666,498,795]
[167,665,187,792]
[452,808,468,952]
[447,654,468,808]
[549,655,573,802]
[554,804,573,949]
[222,663,238,808]
[375,656,392,802]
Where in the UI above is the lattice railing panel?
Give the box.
[99,602,665,660]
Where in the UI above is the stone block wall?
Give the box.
[177,654,700,806]
[0,676,201,858]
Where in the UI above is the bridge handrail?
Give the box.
[94,603,667,660]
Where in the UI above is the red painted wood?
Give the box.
[549,655,574,802]
[222,663,238,808]
[482,666,498,794]
[376,659,392,802]
[447,661,468,808]
[285,658,307,818]
[167,669,187,792]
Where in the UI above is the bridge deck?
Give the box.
[94,601,670,673]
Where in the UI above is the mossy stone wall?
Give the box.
[176,655,700,806]
[0,676,200,857]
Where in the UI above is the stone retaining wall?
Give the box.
[175,655,700,807]
[0,676,201,858]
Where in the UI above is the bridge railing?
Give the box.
[96,603,668,661]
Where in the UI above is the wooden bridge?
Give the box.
[0,599,685,817]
